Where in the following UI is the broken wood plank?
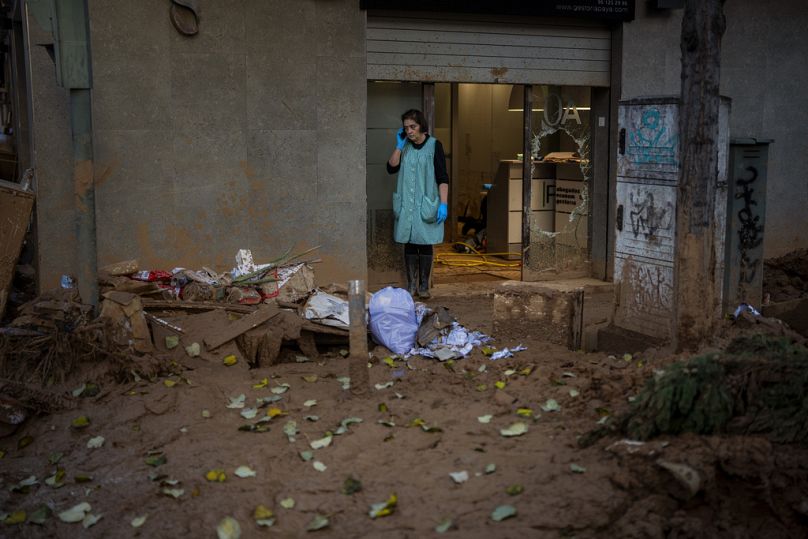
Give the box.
[141,299,255,314]
[204,304,281,350]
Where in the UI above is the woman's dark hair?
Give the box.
[401,109,428,134]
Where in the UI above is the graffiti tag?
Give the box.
[735,166,763,284]
[628,190,673,240]
[628,108,678,167]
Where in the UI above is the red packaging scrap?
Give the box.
[131,270,173,282]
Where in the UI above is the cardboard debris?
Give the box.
[204,304,281,350]
[99,291,153,353]
[99,259,139,277]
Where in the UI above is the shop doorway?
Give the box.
[366,81,607,288]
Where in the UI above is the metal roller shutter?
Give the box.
[367,12,611,86]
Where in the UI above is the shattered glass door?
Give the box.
[523,85,592,279]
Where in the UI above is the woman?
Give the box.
[387,109,449,299]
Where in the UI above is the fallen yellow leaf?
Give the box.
[253,378,269,389]
[163,379,177,388]
[223,355,238,366]
[267,407,284,418]
[205,469,226,482]
[494,381,506,390]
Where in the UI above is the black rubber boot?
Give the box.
[418,254,432,299]
[405,254,419,296]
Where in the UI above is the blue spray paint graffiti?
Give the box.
[628,108,679,166]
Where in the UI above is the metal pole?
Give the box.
[70,87,97,307]
[520,85,533,280]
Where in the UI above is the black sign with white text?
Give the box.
[360,0,635,22]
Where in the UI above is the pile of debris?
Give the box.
[0,247,354,390]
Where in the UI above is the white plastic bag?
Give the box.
[369,287,418,355]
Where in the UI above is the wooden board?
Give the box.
[204,304,281,350]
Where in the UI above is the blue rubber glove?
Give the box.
[396,127,407,150]
[437,202,448,224]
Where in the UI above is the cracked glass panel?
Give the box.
[524,85,592,278]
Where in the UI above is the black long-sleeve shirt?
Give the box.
[386,135,449,184]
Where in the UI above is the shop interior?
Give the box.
[431,83,592,284]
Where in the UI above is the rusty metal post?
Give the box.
[70,88,97,307]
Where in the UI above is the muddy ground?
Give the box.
[2,290,808,538]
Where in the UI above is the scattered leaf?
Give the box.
[336,376,351,390]
[302,375,318,383]
[299,450,313,462]
[374,381,394,390]
[304,415,319,422]
[87,436,105,449]
[500,422,528,437]
[313,460,327,472]
[335,417,363,435]
[506,484,524,496]
[48,452,63,464]
[202,409,211,418]
[491,504,517,522]
[435,519,454,533]
[561,371,576,378]
[540,399,561,412]
[226,394,247,409]
[131,515,147,528]
[449,471,469,484]
[484,463,497,474]
[216,516,241,539]
[306,514,329,531]
[481,346,496,356]
[383,357,396,368]
[378,402,389,413]
[310,435,333,450]
[240,408,258,420]
[342,476,362,495]
[378,420,395,427]
[368,493,397,519]
[45,468,66,488]
[295,354,311,363]
[71,416,90,429]
[270,384,290,395]
[185,342,200,357]
[477,364,487,373]
[569,388,580,397]
[494,381,506,390]
[205,469,227,482]
[145,453,166,467]
[223,355,238,367]
[339,349,349,357]
[4,510,26,524]
[29,505,51,525]
[476,384,487,392]
[477,414,493,424]
[254,505,275,527]
[303,399,317,408]
[623,353,633,362]
[238,423,270,433]
[72,382,100,398]
[10,475,38,493]
[519,366,534,376]
[516,408,533,418]
[234,466,256,478]
[283,421,298,442]
[74,474,93,483]
[280,497,295,509]
[82,513,102,529]
[163,379,177,388]
[162,488,184,498]
[165,335,179,349]
[58,502,91,523]
[504,369,516,376]
[253,378,269,389]
[570,463,587,474]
